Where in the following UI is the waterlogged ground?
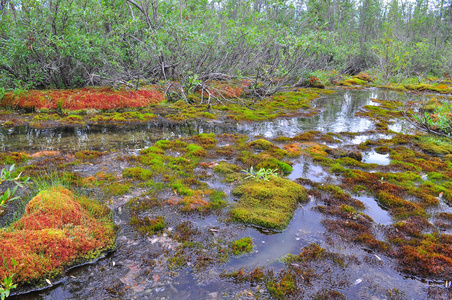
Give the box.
[2,88,452,299]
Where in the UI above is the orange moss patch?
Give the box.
[0,187,115,285]
[300,143,329,157]
[29,151,61,158]
[1,87,164,110]
[207,80,251,98]
[283,143,302,157]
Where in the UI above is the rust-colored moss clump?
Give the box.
[1,87,164,110]
[0,187,115,286]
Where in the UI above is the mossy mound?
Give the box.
[0,187,115,286]
[248,139,276,150]
[339,78,368,87]
[230,237,254,255]
[231,177,307,229]
[404,83,452,94]
[415,136,452,155]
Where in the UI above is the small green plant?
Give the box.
[0,165,30,208]
[242,166,278,181]
[413,101,452,136]
[0,259,18,300]
[0,88,5,101]
[11,88,26,98]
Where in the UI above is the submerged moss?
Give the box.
[231,177,307,229]
[130,215,165,236]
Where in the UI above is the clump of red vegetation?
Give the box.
[1,87,164,110]
[387,217,452,279]
[205,80,251,98]
[0,187,115,285]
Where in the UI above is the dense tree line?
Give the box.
[0,0,451,90]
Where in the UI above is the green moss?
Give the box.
[122,167,153,181]
[340,205,357,214]
[283,243,325,263]
[0,152,28,165]
[377,191,426,219]
[191,133,217,149]
[130,215,165,236]
[152,140,170,149]
[213,162,242,174]
[427,172,445,181]
[172,181,194,196]
[139,146,165,155]
[63,114,85,125]
[256,158,293,175]
[186,143,207,157]
[248,139,276,150]
[266,271,296,299]
[202,112,216,119]
[231,177,307,229]
[415,136,452,155]
[167,251,187,270]
[230,237,253,255]
[374,146,391,154]
[213,162,243,182]
[103,182,131,196]
[210,190,227,209]
[340,78,367,87]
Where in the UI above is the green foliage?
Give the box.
[0,165,30,208]
[413,101,452,136]
[0,0,451,89]
[242,166,279,182]
[0,259,18,300]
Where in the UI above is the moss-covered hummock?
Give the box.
[231,237,253,255]
[0,187,115,286]
[231,177,307,229]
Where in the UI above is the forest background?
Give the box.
[0,0,451,91]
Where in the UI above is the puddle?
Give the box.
[229,199,325,270]
[356,195,392,225]
[287,159,330,183]
[362,150,391,165]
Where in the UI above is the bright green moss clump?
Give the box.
[248,139,276,150]
[122,167,153,180]
[415,136,452,155]
[231,177,307,229]
[231,237,253,255]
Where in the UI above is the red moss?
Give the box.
[1,87,164,111]
[0,187,115,285]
